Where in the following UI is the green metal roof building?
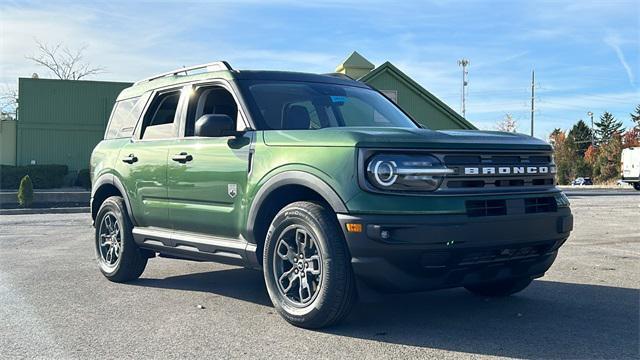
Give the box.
[1,52,473,177]
[337,51,475,130]
[14,78,131,171]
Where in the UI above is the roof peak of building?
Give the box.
[336,51,375,72]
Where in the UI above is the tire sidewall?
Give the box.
[94,198,129,277]
[264,204,337,319]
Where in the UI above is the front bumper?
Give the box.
[337,207,572,292]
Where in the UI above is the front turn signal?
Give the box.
[346,223,363,233]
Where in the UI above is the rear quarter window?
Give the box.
[105,96,147,139]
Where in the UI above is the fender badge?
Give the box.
[228,184,237,198]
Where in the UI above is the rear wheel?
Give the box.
[465,277,533,297]
[633,182,640,191]
[95,196,147,282]
[263,201,357,328]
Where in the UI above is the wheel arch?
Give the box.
[245,171,348,264]
[91,174,136,225]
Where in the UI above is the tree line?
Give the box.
[549,105,640,184]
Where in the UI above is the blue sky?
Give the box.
[1,0,638,138]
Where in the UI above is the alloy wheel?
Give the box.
[98,212,122,269]
[272,225,323,306]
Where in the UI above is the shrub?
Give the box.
[17,175,34,208]
[75,169,92,190]
[0,165,68,189]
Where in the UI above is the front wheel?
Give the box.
[263,201,357,328]
[95,196,147,282]
[634,182,640,191]
[465,277,533,297]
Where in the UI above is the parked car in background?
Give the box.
[621,147,640,190]
[572,177,593,186]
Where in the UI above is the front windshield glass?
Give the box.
[239,80,420,130]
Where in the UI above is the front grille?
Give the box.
[441,152,555,191]
[419,242,557,270]
[458,245,545,265]
[466,199,507,217]
[444,154,551,165]
[466,196,557,217]
[525,197,557,213]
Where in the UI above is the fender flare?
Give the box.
[245,171,348,243]
[91,174,137,226]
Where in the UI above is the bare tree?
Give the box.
[26,40,105,80]
[0,85,18,117]
[496,113,517,133]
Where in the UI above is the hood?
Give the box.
[263,127,552,151]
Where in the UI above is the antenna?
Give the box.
[457,59,470,118]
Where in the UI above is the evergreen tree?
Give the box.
[18,175,34,208]
[631,104,640,129]
[595,112,624,143]
[567,119,593,156]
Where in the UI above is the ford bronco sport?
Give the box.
[91,61,573,328]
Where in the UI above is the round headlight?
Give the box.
[365,153,452,192]
[373,160,398,186]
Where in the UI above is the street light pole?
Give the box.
[457,59,469,118]
[587,111,594,146]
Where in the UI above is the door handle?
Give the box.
[172,152,193,163]
[122,154,138,164]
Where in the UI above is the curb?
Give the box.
[0,207,90,215]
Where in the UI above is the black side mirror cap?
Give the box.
[194,114,236,137]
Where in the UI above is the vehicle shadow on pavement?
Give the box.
[130,269,638,359]
[131,268,273,307]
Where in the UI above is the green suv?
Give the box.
[91,61,573,328]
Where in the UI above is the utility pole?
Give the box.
[530,70,535,137]
[587,111,594,146]
[458,59,469,118]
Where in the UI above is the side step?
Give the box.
[132,227,259,268]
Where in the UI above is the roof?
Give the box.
[335,51,375,72]
[118,69,368,101]
[360,61,476,129]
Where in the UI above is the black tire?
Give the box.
[94,196,147,282]
[634,182,640,191]
[465,277,533,297]
[263,201,357,329]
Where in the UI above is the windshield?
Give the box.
[238,80,419,130]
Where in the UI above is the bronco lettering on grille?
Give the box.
[462,166,555,175]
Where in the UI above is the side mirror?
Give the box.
[194,114,236,137]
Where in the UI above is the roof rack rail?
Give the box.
[322,72,355,80]
[134,61,233,85]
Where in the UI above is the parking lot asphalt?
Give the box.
[1,194,638,359]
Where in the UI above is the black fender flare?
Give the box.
[245,171,348,244]
[91,174,137,226]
